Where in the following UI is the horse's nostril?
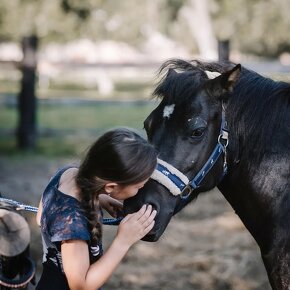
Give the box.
[148,203,158,213]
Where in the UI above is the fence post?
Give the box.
[17,36,38,150]
[218,39,230,62]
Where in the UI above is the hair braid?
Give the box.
[76,176,103,244]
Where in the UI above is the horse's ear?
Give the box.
[167,68,178,78]
[206,64,241,100]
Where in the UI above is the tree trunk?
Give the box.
[180,0,217,60]
[17,36,38,150]
[218,39,230,62]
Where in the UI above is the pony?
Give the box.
[124,59,290,289]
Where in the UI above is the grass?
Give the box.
[38,103,156,129]
[0,102,157,129]
[0,101,157,156]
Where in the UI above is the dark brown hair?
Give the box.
[76,127,157,244]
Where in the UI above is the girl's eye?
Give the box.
[191,128,205,138]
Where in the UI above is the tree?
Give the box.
[0,0,105,149]
[179,0,217,59]
[211,0,290,57]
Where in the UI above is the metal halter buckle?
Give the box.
[180,184,193,199]
[218,130,229,148]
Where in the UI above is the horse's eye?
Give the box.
[191,128,205,139]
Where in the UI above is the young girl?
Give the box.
[36,128,158,290]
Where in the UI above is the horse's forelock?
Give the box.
[152,59,206,103]
[194,60,235,74]
[152,59,236,100]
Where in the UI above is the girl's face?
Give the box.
[110,178,149,200]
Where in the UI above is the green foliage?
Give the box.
[0,0,161,45]
[211,0,290,57]
[61,0,99,19]
[0,0,104,43]
[166,0,184,21]
[0,0,290,57]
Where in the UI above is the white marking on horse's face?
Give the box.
[205,71,221,79]
[163,104,175,119]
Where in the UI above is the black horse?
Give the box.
[124,59,290,289]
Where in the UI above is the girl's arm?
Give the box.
[61,205,156,290]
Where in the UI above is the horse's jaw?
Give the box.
[141,216,172,242]
[141,227,163,242]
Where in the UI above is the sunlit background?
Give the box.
[0,1,289,289]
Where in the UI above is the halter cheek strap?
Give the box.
[150,108,228,199]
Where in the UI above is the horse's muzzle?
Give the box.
[123,180,177,242]
[142,225,162,242]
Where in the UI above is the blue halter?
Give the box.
[151,108,228,200]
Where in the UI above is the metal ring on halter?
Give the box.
[180,185,193,199]
[218,134,229,148]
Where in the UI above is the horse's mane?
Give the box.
[152,59,208,105]
[153,59,290,164]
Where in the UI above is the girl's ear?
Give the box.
[104,182,119,194]
[206,64,241,100]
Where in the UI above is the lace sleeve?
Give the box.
[45,198,91,243]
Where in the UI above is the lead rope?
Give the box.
[0,197,122,225]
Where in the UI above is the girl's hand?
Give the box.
[116,204,157,248]
[99,194,123,218]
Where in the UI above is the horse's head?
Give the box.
[124,59,241,241]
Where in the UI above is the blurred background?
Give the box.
[0,0,289,289]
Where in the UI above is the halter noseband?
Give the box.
[150,106,228,199]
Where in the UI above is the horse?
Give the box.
[123,59,290,289]
[0,193,36,289]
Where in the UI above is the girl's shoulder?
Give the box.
[41,165,85,228]
[58,167,80,201]
[42,166,78,201]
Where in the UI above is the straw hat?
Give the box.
[0,209,30,257]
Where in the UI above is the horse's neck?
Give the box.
[218,71,290,289]
[218,156,290,245]
[217,164,272,248]
[218,159,290,290]
[221,91,290,248]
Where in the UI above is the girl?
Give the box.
[36,128,158,290]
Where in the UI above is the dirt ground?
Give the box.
[0,155,271,290]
